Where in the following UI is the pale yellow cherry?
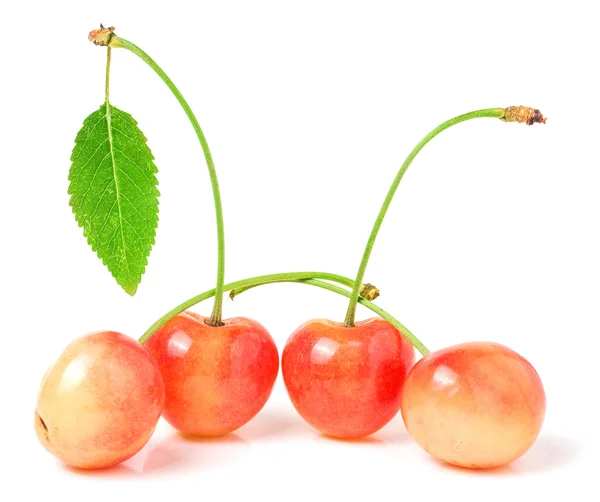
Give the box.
[401,342,546,469]
[35,331,165,469]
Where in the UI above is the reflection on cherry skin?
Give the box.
[282,317,415,438]
[145,311,279,436]
[34,331,165,469]
[401,341,546,469]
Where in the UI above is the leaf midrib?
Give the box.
[105,102,132,287]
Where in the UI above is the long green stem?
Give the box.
[344,108,507,327]
[229,275,357,299]
[139,271,355,344]
[105,47,111,103]
[109,34,226,326]
[138,271,429,355]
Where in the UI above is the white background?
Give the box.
[1,1,598,500]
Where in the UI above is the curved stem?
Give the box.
[344,108,507,327]
[228,272,354,295]
[138,272,430,356]
[229,277,378,300]
[140,272,358,344]
[109,35,226,326]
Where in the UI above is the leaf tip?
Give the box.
[122,282,139,296]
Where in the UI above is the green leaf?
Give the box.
[68,103,159,295]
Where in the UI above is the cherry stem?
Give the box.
[138,271,430,355]
[139,271,353,344]
[229,280,380,301]
[108,34,226,327]
[291,279,429,355]
[344,106,545,327]
[105,47,111,103]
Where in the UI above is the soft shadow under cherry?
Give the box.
[136,431,248,474]
[236,410,307,440]
[177,432,247,444]
[63,462,138,478]
[373,416,412,444]
[511,435,578,474]
[318,433,384,445]
[431,434,578,476]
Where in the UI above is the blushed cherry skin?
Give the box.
[34,331,165,469]
[401,341,546,469]
[145,311,279,436]
[282,317,415,438]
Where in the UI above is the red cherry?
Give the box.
[282,317,415,438]
[34,331,165,469]
[145,311,279,436]
[401,341,546,468]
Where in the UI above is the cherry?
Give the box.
[281,106,545,439]
[34,331,165,469]
[282,318,415,438]
[145,311,278,436]
[401,341,546,469]
[99,30,282,436]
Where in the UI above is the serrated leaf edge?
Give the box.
[68,103,160,295]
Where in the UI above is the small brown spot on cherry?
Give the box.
[35,411,49,442]
[39,414,48,432]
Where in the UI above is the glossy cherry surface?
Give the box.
[401,341,546,468]
[34,331,165,469]
[282,317,415,438]
[145,311,279,436]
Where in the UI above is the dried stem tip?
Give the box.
[89,24,115,46]
[360,283,380,301]
[503,106,546,125]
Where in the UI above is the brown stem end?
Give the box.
[89,24,115,46]
[360,283,380,301]
[503,106,547,125]
[204,318,225,328]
